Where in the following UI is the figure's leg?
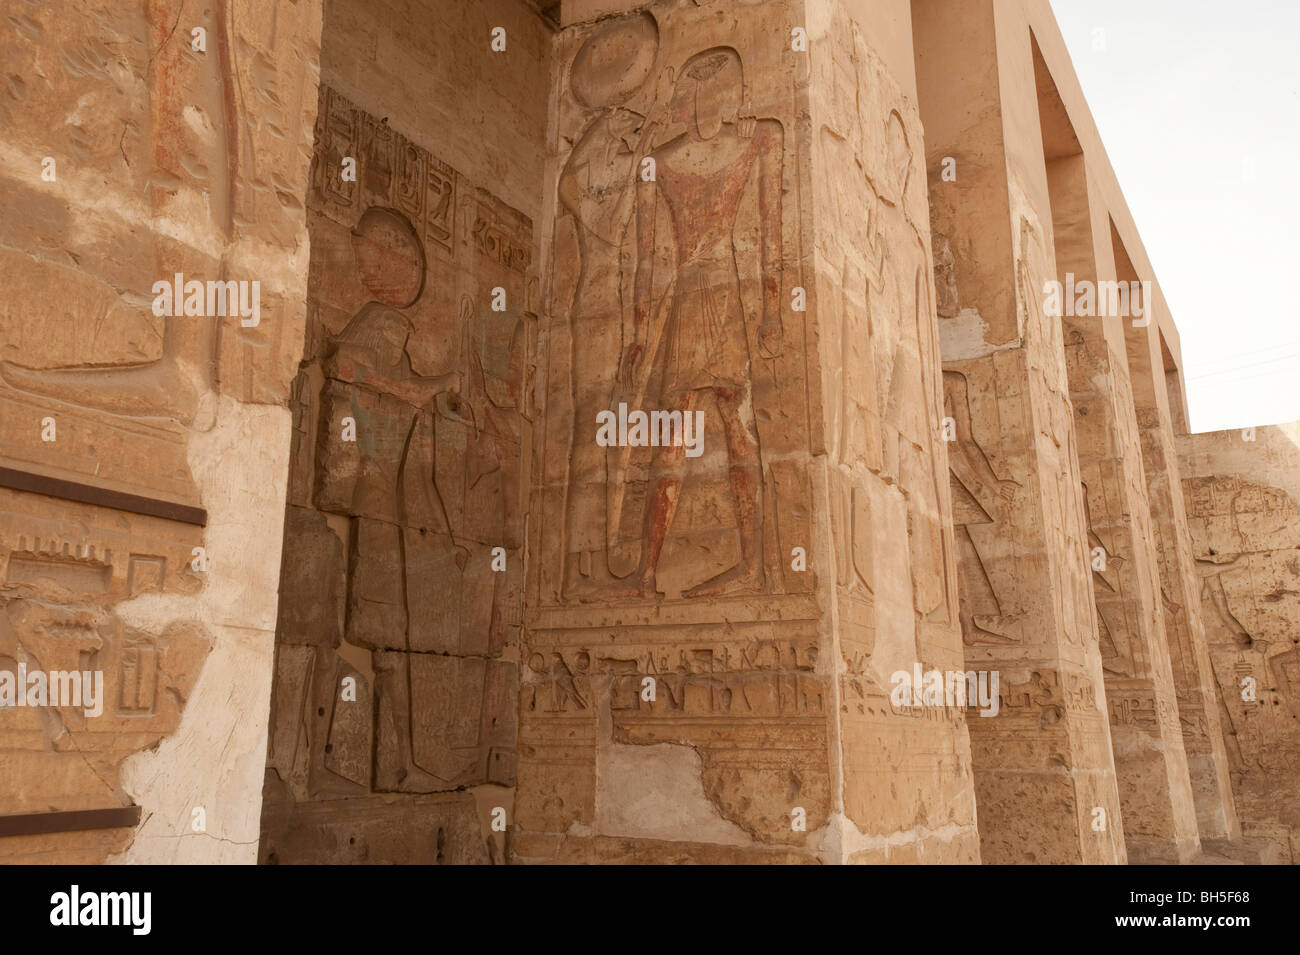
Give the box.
[373,649,442,790]
[637,451,686,596]
[684,384,766,598]
[597,390,695,599]
[636,391,699,596]
[563,378,611,599]
[306,645,366,795]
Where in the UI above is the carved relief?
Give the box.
[944,370,1022,645]
[809,14,965,764]
[558,12,662,599]
[0,0,324,864]
[1082,480,1136,678]
[613,45,783,601]
[517,1,980,862]
[520,1,839,858]
[262,85,533,859]
[1184,467,1300,849]
[545,10,809,608]
[0,491,212,842]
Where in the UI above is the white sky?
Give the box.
[1048,0,1300,433]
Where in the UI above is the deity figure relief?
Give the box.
[559,12,664,600]
[616,46,784,600]
[1083,483,1135,678]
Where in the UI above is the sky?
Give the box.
[1048,0,1300,433]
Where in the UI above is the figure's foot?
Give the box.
[0,361,198,425]
[683,562,763,599]
[310,759,368,796]
[563,572,661,603]
[963,613,1020,645]
[375,762,447,793]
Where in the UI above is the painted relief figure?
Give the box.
[618,46,783,599]
[559,13,661,600]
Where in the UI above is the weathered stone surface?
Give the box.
[1137,407,1239,842]
[808,0,978,862]
[517,0,980,864]
[259,789,494,865]
[0,0,321,864]
[277,506,346,648]
[1043,145,1199,863]
[4,0,1290,868]
[526,2,829,862]
[915,0,1125,864]
[0,495,213,823]
[1180,424,1300,864]
[258,2,538,854]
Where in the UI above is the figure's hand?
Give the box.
[757,320,782,359]
[622,339,646,387]
[438,387,471,422]
[738,102,757,139]
[436,372,461,399]
[998,480,1019,506]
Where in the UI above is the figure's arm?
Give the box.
[757,122,784,353]
[865,200,886,292]
[558,158,582,222]
[389,372,457,407]
[327,344,455,407]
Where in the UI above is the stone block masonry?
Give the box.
[0,0,1290,866]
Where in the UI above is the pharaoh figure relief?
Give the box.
[316,209,459,791]
[618,46,782,600]
[265,86,525,820]
[306,202,516,793]
[559,34,784,602]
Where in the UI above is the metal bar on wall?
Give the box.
[0,466,207,527]
[0,805,142,838]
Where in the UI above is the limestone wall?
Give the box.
[1,0,1286,869]
[806,0,978,863]
[914,0,1127,864]
[0,0,322,862]
[1179,423,1300,863]
[256,0,550,864]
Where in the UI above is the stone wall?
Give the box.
[914,0,1126,864]
[1179,423,1300,864]
[1,0,1292,867]
[257,0,549,864]
[0,0,321,862]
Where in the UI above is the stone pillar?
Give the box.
[913,0,1125,863]
[1044,149,1199,863]
[1116,233,1241,845]
[518,0,978,863]
[0,0,322,862]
